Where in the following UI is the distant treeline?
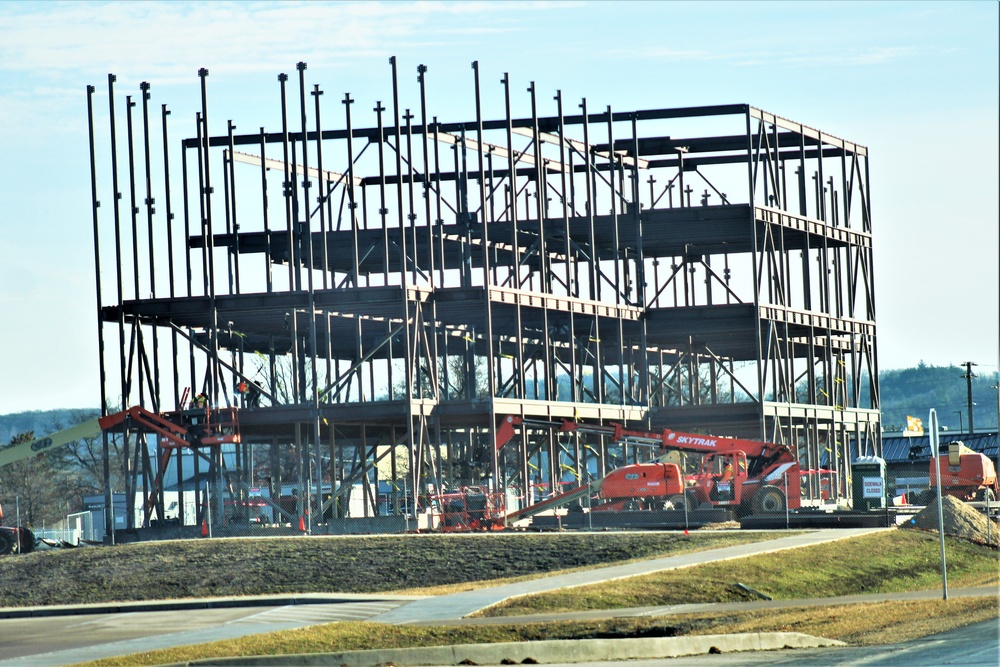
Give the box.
[879,363,998,433]
[0,408,99,444]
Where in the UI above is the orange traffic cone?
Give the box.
[298,516,306,532]
[201,520,208,537]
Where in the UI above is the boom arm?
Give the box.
[0,406,240,472]
[0,417,105,469]
[497,415,790,460]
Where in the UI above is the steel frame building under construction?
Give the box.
[86,59,881,534]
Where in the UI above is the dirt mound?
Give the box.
[902,495,999,546]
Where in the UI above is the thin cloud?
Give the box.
[0,1,538,80]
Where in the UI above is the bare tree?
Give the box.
[0,432,74,527]
[54,410,129,495]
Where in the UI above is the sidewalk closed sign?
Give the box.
[862,476,884,499]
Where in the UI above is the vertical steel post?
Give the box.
[278,73,296,291]
[555,90,577,404]
[502,74,520,286]
[417,66,435,284]
[296,61,322,524]
[139,83,161,413]
[580,98,602,404]
[259,127,273,293]
[125,93,146,430]
[744,109,767,441]
[182,121,197,405]
[198,68,221,406]
[140,82,165,521]
[312,84,329,288]
[87,83,114,540]
[160,104,181,411]
[390,56,418,509]
[108,73,130,538]
[605,106,626,405]
[226,120,241,295]
[473,61,500,491]
[630,114,650,409]
[343,94,361,289]
[374,100,389,288]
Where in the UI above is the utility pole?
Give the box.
[993,383,1000,434]
[961,362,977,433]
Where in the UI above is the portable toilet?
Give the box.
[852,456,887,511]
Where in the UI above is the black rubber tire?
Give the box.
[753,486,786,514]
[685,490,700,510]
[16,527,34,554]
[0,529,15,556]
[977,488,996,503]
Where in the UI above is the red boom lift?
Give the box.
[498,416,800,524]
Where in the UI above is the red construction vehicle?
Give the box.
[927,441,998,503]
[595,461,686,511]
[0,405,239,554]
[498,416,800,523]
[432,486,506,531]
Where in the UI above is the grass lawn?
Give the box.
[0,531,770,607]
[481,529,1000,616]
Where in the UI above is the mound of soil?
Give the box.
[902,495,999,547]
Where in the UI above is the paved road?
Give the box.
[0,599,406,667]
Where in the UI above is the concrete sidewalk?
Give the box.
[371,528,889,624]
[426,585,999,626]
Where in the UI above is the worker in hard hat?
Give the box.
[720,460,735,483]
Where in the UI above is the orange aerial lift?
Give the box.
[498,416,800,524]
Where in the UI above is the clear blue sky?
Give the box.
[0,1,997,413]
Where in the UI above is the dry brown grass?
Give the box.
[0,531,766,607]
[72,597,999,667]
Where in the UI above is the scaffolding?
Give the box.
[86,60,880,534]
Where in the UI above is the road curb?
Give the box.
[165,632,845,666]
[0,593,421,620]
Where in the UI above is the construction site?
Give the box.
[52,60,889,540]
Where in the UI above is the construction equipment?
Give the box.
[926,441,998,503]
[498,416,801,522]
[0,405,240,554]
[593,461,687,511]
[0,506,33,556]
[432,486,506,531]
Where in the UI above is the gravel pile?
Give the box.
[902,495,999,547]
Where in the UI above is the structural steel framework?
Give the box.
[86,60,881,533]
